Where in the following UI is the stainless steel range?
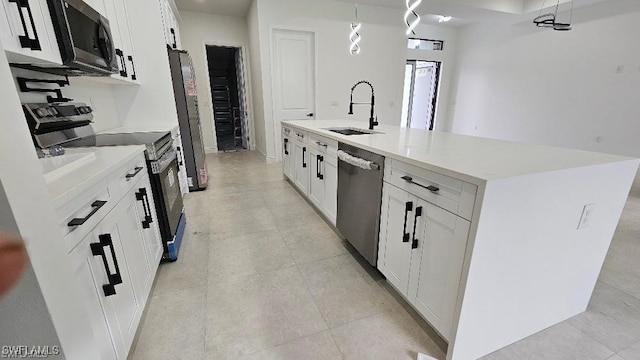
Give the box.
[24,102,186,261]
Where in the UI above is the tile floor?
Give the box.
[129,151,640,360]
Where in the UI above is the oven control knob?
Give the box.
[36,108,47,117]
[84,106,93,113]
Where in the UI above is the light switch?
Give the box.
[577,204,596,229]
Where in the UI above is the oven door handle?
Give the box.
[150,148,177,174]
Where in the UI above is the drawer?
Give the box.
[108,154,147,202]
[308,133,338,156]
[59,186,112,252]
[385,159,477,221]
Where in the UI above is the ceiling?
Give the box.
[174,0,253,17]
[174,0,632,26]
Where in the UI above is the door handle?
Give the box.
[135,188,153,229]
[319,155,324,180]
[284,138,289,155]
[306,113,314,117]
[170,28,177,49]
[8,0,41,50]
[126,166,144,180]
[401,176,440,193]
[67,200,107,227]
[128,55,137,81]
[90,234,123,297]
[316,154,321,179]
[402,201,413,242]
[115,49,127,77]
[411,206,423,249]
[302,147,307,168]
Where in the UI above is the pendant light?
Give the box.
[349,3,361,55]
[404,0,422,35]
[533,0,574,31]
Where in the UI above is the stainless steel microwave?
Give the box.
[46,0,118,76]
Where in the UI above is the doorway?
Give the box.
[401,60,441,130]
[271,28,316,162]
[206,45,249,152]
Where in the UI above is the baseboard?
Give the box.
[631,170,640,198]
[205,147,217,154]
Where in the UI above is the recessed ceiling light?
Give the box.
[438,15,452,23]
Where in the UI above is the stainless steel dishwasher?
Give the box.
[336,143,385,266]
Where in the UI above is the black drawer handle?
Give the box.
[9,0,41,50]
[284,138,289,155]
[90,234,123,297]
[67,200,107,227]
[401,176,440,193]
[126,167,144,180]
[412,206,423,249]
[135,188,153,229]
[302,147,307,168]
[128,55,137,81]
[115,49,127,77]
[403,201,413,242]
[170,28,177,49]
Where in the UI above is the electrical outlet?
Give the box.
[577,204,596,230]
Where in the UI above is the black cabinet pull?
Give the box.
[302,147,307,168]
[9,0,41,50]
[402,201,413,242]
[284,138,289,155]
[67,200,107,227]
[115,49,127,77]
[401,175,440,193]
[135,188,153,229]
[316,154,321,179]
[128,55,137,81]
[126,166,143,180]
[90,234,123,297]
[411,206,423,249]
[170,28,177,49]
[319,155,324,180]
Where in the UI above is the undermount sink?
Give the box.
[325,127,382,136]
[40,152,97,183]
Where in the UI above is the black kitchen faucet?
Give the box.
[348,80,378,130]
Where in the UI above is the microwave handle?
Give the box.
[8,0,41,51]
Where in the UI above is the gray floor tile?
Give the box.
[568,282,640,352]
[619,340,640,360]
[210,206,278,238]
[205,267,327,358]
[280,222,349,264]
[208,230,296,280]
[152,232,209,295]
[608,355,627,360]
[237,331,342,360]
[330,306,445,360]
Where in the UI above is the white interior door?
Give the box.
[272,29,316,161]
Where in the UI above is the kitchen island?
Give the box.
[282,120,639,360]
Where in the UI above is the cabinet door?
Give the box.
[282,135,293,180]
[410,201,470,341]
[0,0,62,64]
[294,140,309,195]
[308,147,323,209]
[378,183,415,296]
[322,154,338,226]
[132,181,162,301]
[113,0,138,82]
[102,0,127,79]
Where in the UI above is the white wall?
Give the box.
[449,5,640,158]
[178,11,251,153]
[248,0,268,156]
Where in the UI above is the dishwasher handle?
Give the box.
[337,150,380,170]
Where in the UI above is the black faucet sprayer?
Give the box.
[348,80,378,130]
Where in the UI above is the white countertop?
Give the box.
[284,120,637,185]
[98,124,178,135]
[45,145,146,207]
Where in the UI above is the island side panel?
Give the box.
[448,159,640,360]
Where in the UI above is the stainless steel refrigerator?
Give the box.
[168,48,208,191]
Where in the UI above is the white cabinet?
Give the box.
[65,153,162,359]
[378,162,471,341]
[293,130,309,195]
[282,127,294,180]
[0,0,62,65]
[159,0,181,50]
[307,134,338,225]
[102,0,139,84]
